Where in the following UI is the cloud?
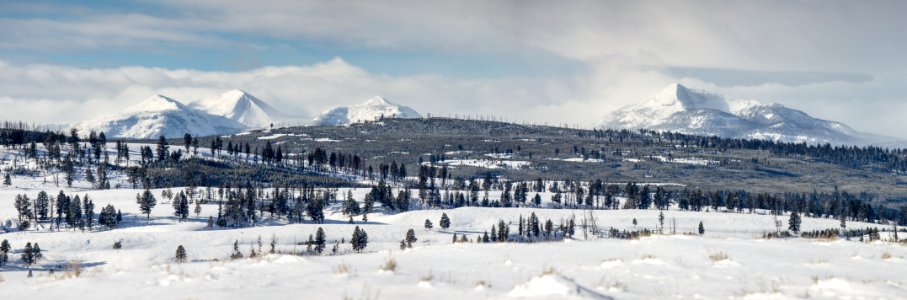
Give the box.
[1,1,906,138]
[0,58,589,127]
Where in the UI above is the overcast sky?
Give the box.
[1,1,906,137]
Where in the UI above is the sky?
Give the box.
[1,0,906,137]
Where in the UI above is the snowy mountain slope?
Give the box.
[602,83,879,145]
[191,89,281,129]
[76,94,248,139]
[312,96,421,126]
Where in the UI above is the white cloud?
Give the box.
[1,1,906,137]
[0,58,590,127]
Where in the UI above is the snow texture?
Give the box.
[312,96,421,126]
[602,83,882,145]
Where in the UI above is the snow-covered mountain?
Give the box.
[191,89,280,129]
[312,96,421,126]
[602,83,880,145]
[76,94,248,139]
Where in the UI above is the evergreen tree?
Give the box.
[36,191,50,221]
[230,240,243,259]
[344,193,361,216]
[21,242,34,266]
[2,172,10,186]
[698,221,705,235]
[98,204,118,229]
[0,239,9,267]
[314,227,326,254]
[83,198,95,230]
[136,189,156,218]
[351,226,368,252]
[439,213,450,230]
[175,245,187,263]
[424,219,433,231]
[788,211,802,234]
[405,228,417,248]
[173,192,189,221]
[156,135,169,162]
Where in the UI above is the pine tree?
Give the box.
[424,219,433,231]
[3,172,11,186]
[21,242,34,265]
[351,226,368,253]
[175,245,187,263]
[658,211,665,233]
[439,213,450,230]
[156,135,169,162]
[83,198,95,230]
[698,221,705,235]
[0,239,9,267]
[314,227,326,254]
[788,211,802,234]
[230,240,243,259]
[33,243,41,261]
[36,191,49,221]
[137,189,156,219]
[405,228,417,248]
[98,204,118,229]
[173,192,189,221]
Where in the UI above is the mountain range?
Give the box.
[602,83,888,145]
[76,92,423,138]
[75,90,278,139]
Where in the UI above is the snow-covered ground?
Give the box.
[1,148,905,299]
[1,183,904,298]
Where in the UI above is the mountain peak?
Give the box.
[602,85,873,145]
[192,89,279,128]
[128,94,186,113]
[76,93,247,139]
[222,89,251,99]
[312,96,421,126]
[362,96,391,106]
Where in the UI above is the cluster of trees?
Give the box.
[0,240,43,267]
[12,190,122,231]
[211,184,329,228]
[350,226,369,252]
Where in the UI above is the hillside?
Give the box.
[213,117,907,203]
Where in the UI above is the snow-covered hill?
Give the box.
[312,96,421,126]
[603,83,881,145]
[76,94,248,139]
[191,89,280,129]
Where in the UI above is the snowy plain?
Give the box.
[1,146,906,299]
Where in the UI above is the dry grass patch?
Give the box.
[709,251,730,262]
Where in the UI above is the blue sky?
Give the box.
[1,0,906,138]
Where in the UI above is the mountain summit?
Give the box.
[76,94,248,139]
[191,89,280,129]
[312,96,421,126]
[602,83,878,145]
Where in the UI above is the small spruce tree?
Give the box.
[175,245,187,263]
[788,211,802,234]
[440,213,450,230]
